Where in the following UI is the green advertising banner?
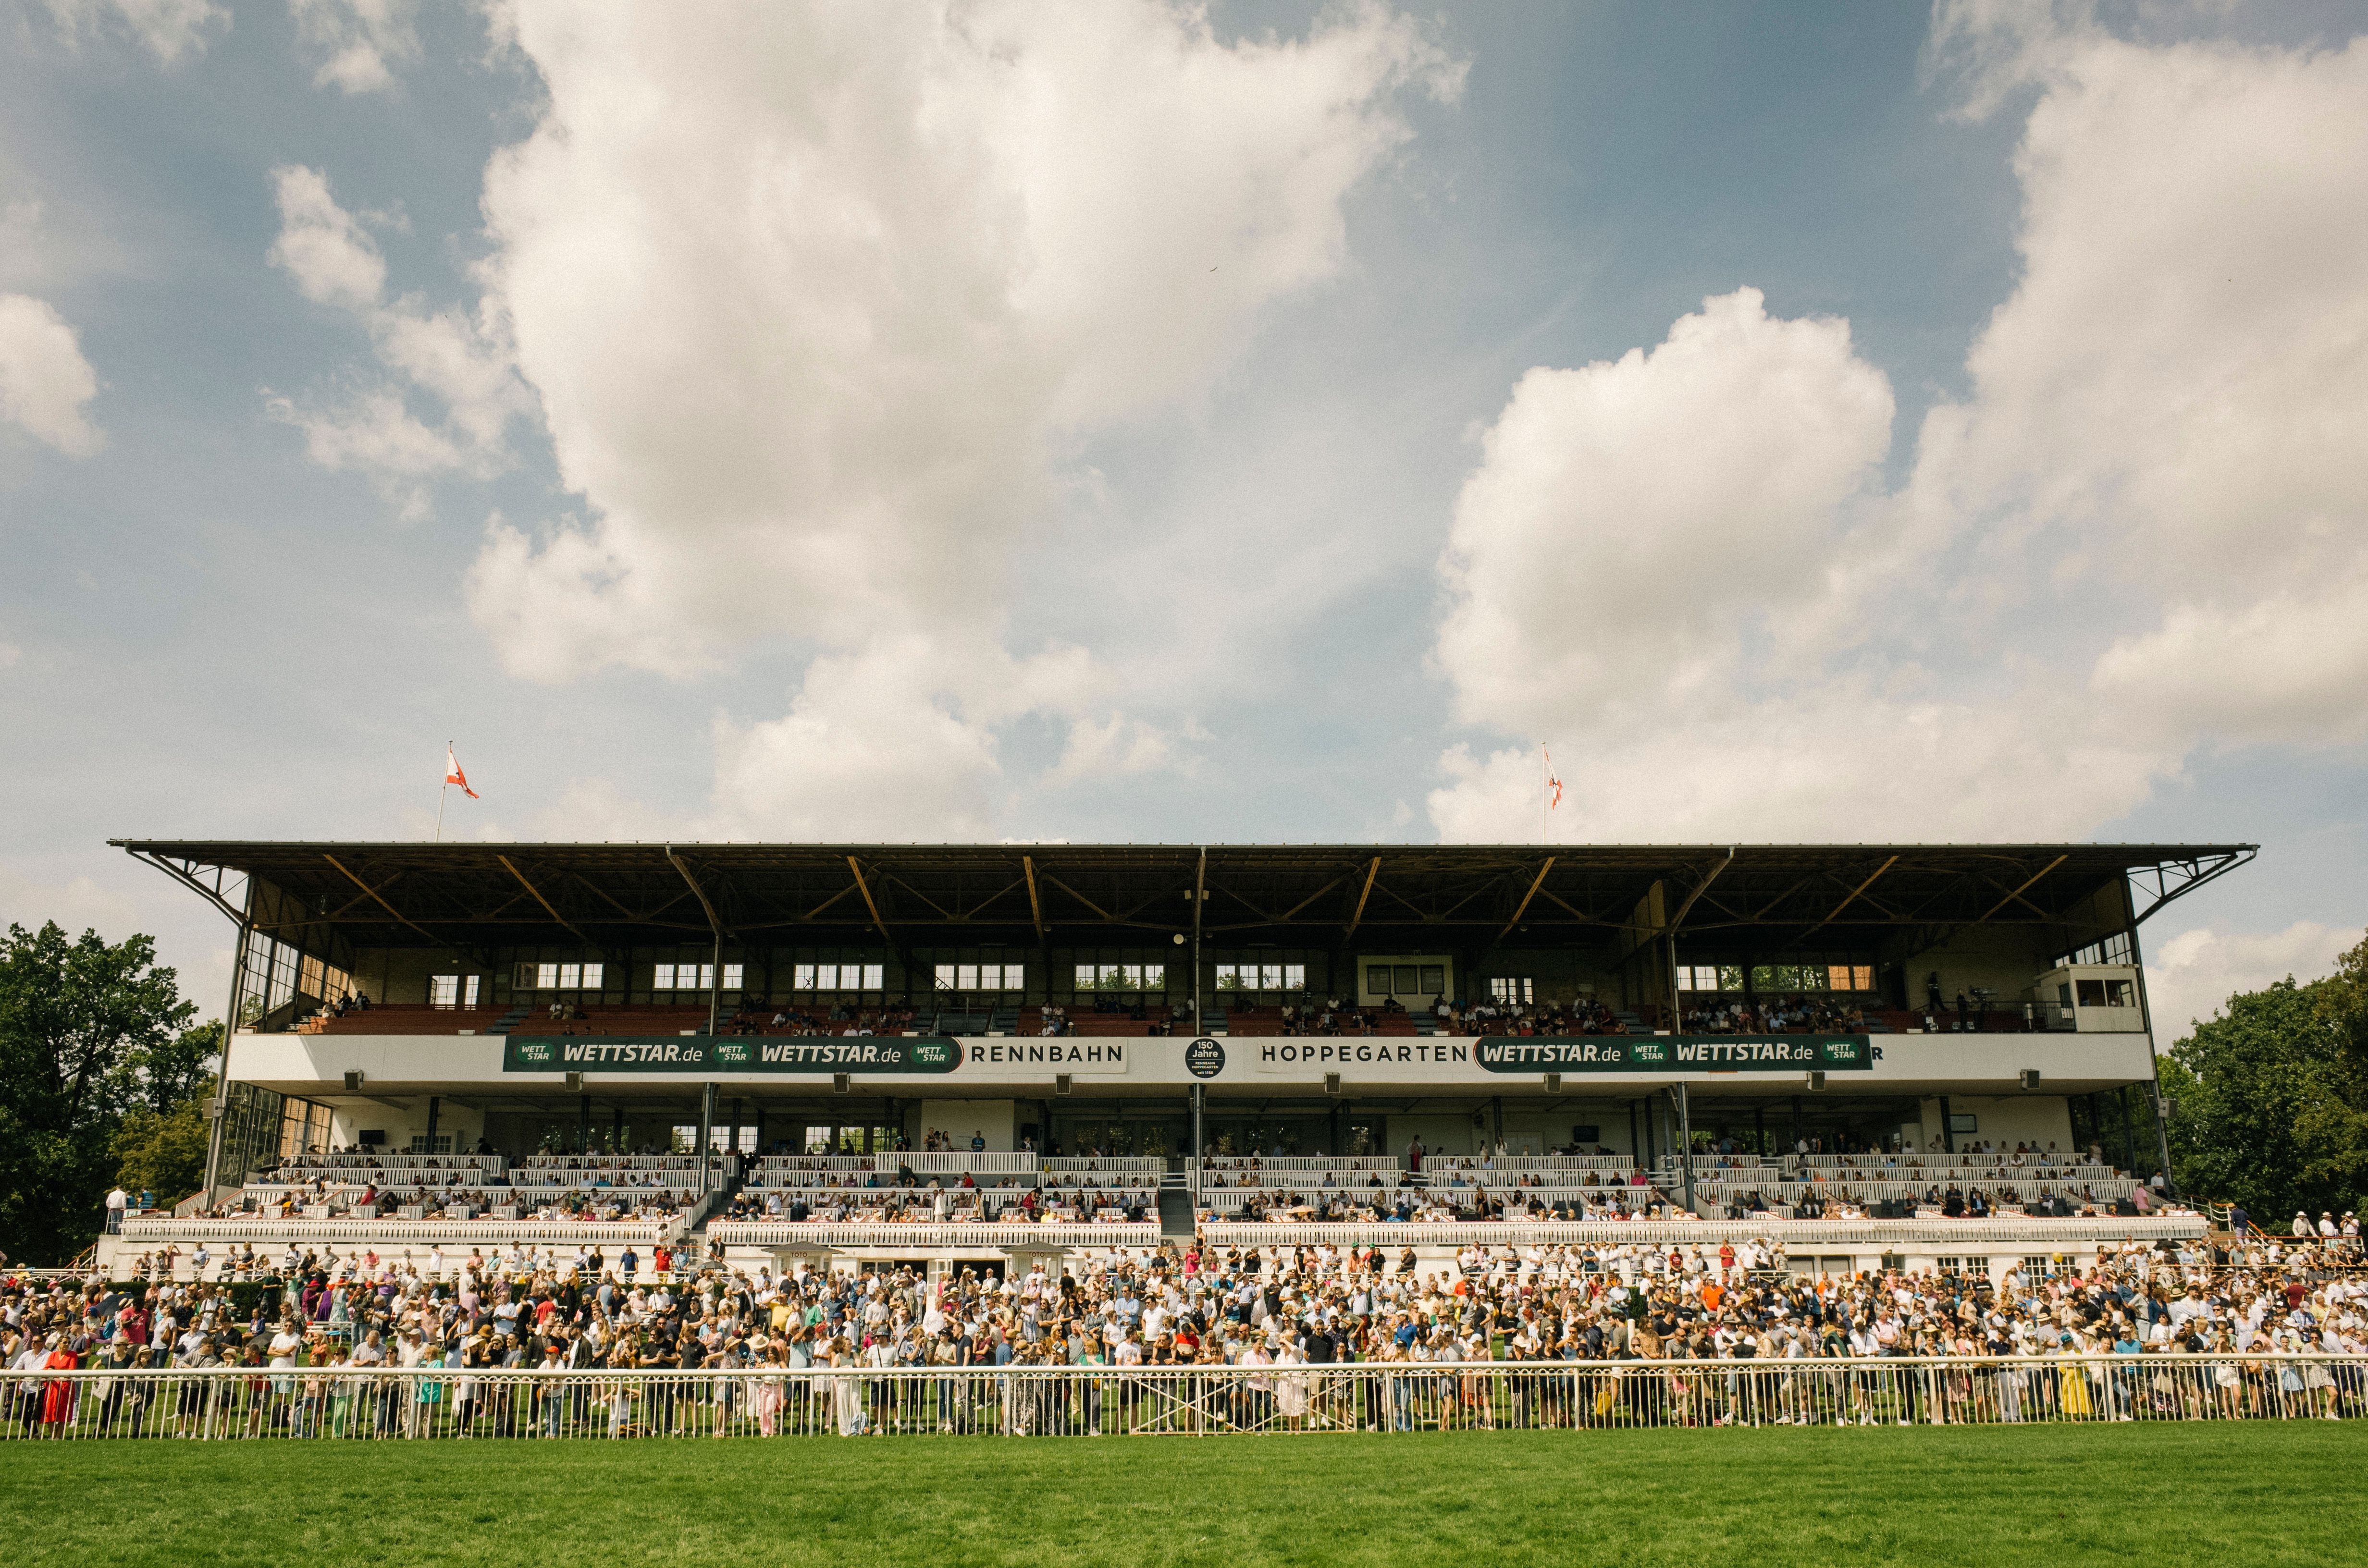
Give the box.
[1474,1035,1872,1073]
[502,1037,962,1074]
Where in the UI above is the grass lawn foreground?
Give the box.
[5,1425,2363,1566]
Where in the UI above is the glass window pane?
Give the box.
[536,962,558,989]
[938,965,957,992]
[1216,965,1238,990]
[1075,965,1095,990]
[1366,965,1390,994]
[957,964,978,990]
[979,964,1000,991]
[863,963,885,990]
[558,963,580,989]
[1419,965,1443,993]
[794,964,816,990]
[1144,964,1163,990]
[430,975,459,1008]
[653,963,674,991]
[724,963,744,989]
[1392,964,1417,994]
[698,964,715,990]
[463,974,480,1007]
[582,963,604,990]
[1852,965,1875,992]
[1284,964,1305,991]
[815,963,836,990]
[1122,964,1142,989]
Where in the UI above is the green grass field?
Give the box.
[5,1427,2362,1566]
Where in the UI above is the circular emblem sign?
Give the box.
[1185,1037,1225,1079]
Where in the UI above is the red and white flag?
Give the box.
[1544,746,1563,809]
[444,745,480,800]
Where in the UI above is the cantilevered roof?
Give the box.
[111,840,2254,955]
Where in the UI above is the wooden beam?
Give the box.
[321,854,452,950]
[1792,854,1897,943]
[1023,856,1045,941]
[1344,857,1382,941]
[846,855,895,948]
[496,855,599,951]
[1975,854,2067,924]
[1495,856,1556,941]
[1663,850,1733,934]
[1040,873,1116,922]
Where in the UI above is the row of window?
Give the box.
[1676,963,1876,995]
[937,964,1024,992]
[1368,963,1448,996]
[1215,963,1305,992]
[805,963,888,992]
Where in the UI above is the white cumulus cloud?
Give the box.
[39,0,227,63]
[2145,920,2360,1045]
[288,0,420,94]
[1430,14,2368,844]
[264,164,532,517]
[444,0,1457,835]
[0,293,104,456]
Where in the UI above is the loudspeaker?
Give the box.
[1807,1071,1826,1090]
[1543,1073,1562,1094]
[565,1072,583,1091]
[1055,1074,1073,1095]
[2019,1068,2042,1090]
[832,1073,851,1094]
[344,1070,365,1091]
[1324,1073,1342,1096]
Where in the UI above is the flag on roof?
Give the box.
[444,745,479,800]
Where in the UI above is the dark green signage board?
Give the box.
[503,1036,962,1074]
[1473,1035,1871,1073]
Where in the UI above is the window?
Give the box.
[464,974,480,1007]
[795,964,816,990]
[1366,965,1390,994]
[804,1126,833,1154]
[1000,964,1022,991]
[940,965,960,992]
[957,964,979,989]
[2053,931,2135,969]
[722,963,742,990]
[1489,977,1533,1004]
[861,963,885,989]
[2075,978,2137,1008]
[429,975,460,1008]
[558,962,580,989]
[654,963,715,992]
[654,963,675,991]
[1420,964,1444,993]
[408,1134,454,1154]
[1142,964,1161,991]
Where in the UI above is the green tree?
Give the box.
[0,921,198,1263]
[2159,960,2368,1224]
[111,1092,213,1210]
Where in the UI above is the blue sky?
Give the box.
[2,0,2364,1037]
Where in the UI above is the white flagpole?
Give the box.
[436,740,450,842]
[1541,741,1548,847]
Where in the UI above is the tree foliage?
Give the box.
[2159,931,2368,1223]
[0,921,213,1263]
[111,1093,214,1212]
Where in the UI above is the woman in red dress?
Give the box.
[40,1335,80,1428]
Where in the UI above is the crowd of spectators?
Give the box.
[10,1228,2367,1437]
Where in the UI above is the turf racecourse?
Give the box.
[6,1426,2362,1567]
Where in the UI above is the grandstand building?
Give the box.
[99,839,2251,1279]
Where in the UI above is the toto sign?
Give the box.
[1185,1038,1226,1079]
